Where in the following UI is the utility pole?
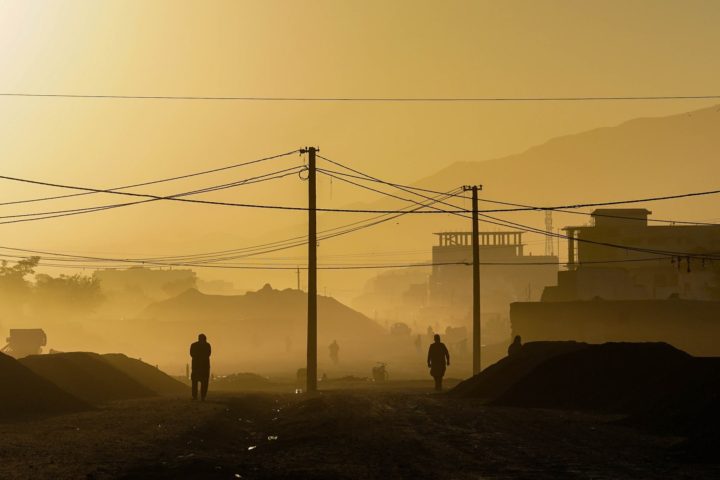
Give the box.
[302,146,318,393]
[296,266,301,291]
[463,184,482,375]
[545,211,554,256]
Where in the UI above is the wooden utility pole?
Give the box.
[463,185,482,375]
[303,146,318,392]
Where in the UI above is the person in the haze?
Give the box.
[329,340,340,365]
[190,333,212,401]
[508,335,522,357]
[427,334,450,391]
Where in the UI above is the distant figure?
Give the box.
[426,326,434,338]
[285,336,292,353]
[508,335,522,357]
[329,340,340,365]
[296,368,307,389]
[190,333,212,401]
[414,334,422,354]
[372,362,389,382]
[427,334,450,391]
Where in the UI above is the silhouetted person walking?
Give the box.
[427,334,450,391]
[508,335,522,357]
[190,333,211,401]
[329,340,340,365]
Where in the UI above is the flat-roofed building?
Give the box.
[544,209,720,301]
[429,231,558,341]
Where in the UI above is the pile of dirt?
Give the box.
[0,352,88,417]
[622,356,720,460]
[449,341,588,399]
[453,341,720,462]
[20,352,155,404]
[494,342,695,413]
[100,354,188,395]
[324,375,370,383]
[212,373,274,391]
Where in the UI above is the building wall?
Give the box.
[511,299,720,356]
[429,240,558,343]
[576,225,720,265]
[558,223,720,301]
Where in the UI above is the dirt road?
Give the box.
[0,386,716,479]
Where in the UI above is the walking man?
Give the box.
[427,334,450,391]
[190,333,211,401]
[329,340,340,365]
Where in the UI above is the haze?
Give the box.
[0,1,719,291]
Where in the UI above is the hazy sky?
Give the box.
[0,0,719,291]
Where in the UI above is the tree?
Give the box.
[0,256,39,301]
[34,273,103,312]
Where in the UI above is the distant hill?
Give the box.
[140,284,385,340]
[333,105,720,262]
[131,285,387,371]
[415,104,720,209]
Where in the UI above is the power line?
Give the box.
[0,189,465,267]
[442,189,720,226]
[136,189,463,263]
[3,150,718,266]
[316,155,720,260]
[102,189,462,264]
[2,92,720,102]
[0,166,302,220]
[0,166,306,225]
[0,253,680,272]
[317,157,720,217]
[139,189,466,264]
[3,158,719,216]
[0,173,468,214]
[476,211,720,261]
[0,150,299,207]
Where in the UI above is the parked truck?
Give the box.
[1,329,47,358]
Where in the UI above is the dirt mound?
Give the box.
[495,342,694,412]
[20,352,155,404]
[453,341,720,462]
[212,372,273,391]
[622,356,720,461]
[449,341,588,399]
[0,352,88,417]
[101,354,188,395]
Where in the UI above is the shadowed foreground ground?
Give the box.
[0,385,717,480]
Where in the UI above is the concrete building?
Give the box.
[429,231,558,342]
[543,209,720,301]
[512,208,720,356]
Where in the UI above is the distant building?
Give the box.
[94,267,197,300]
[353,267,431,327]
[512,209,720,356]
[351,231,558,343]
[429,231,558,341]
[543,209,720,301]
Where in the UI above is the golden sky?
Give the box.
[0,0,719,293]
